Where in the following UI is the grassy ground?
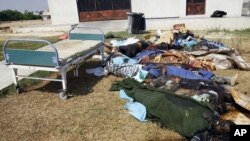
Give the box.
[0,61,184,141]
[0,30,250,141]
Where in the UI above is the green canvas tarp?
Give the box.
[111,78,214,137]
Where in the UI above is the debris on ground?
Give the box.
[88,24,250,140]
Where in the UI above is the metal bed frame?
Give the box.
[2,26,104,100]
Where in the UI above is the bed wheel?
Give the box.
[16,86,21,94]
[59,91,68,100]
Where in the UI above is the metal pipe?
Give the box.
[16,75,63,82]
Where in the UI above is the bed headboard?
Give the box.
[3,39,60,67]
[68,26,104,42]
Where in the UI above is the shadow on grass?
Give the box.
[34,60,104,98]
[0,60,104,99]
[0,71,52,98]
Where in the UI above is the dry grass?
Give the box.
[0,61,184,141]
[1,30,250,141]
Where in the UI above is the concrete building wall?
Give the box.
[145,17,250,31]
[132,0,243,18]
[48,0,79,25]
[48,0,244,25]
[78,17,250,33]
[205,0,243,17]
[131,0,181,18]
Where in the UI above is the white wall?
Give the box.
[180,0,243,17]
[48,0,243,25]
[205,0,243,17]
[132,0,243,18]
[145,17,250,31]
[48,0,79,25]
[131,0,181,18]
[78,17,250,33]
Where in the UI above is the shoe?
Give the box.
[190,131,209,141]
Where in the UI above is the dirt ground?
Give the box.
[0,20,65,37]
[0,30,250,141]
[0,20,51,28]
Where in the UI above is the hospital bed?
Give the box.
[3,26,104,100]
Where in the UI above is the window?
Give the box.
[78,0,130,12]
[77,0,131,22]
[186,0,206,15]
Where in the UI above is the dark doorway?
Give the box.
[77,0,131,22]
[186,0,206,15]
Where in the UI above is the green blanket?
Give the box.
[111,78,214,137]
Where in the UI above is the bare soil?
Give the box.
[0,20,65,37]
[0,20,51,28]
